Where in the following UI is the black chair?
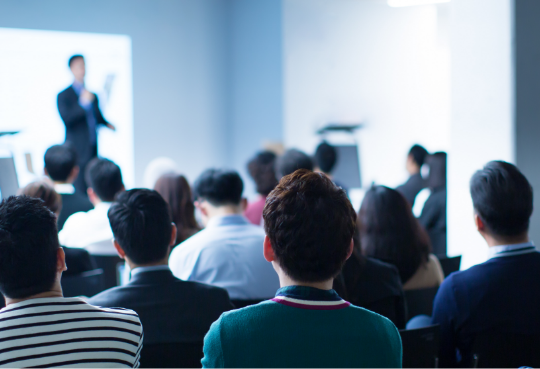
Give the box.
[61,269,105,298]
[470,332,540,368]
[399,325,440,368]
[439,255,462,277]
[139,342,204,368]
[231,299,265,309]
[404,286,439,319]
[92,255,124,289]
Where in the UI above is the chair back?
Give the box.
[471,332,540,368]
[61,269,105,298]
[439,256,462,277]
[400,325,440,368]
[139,342,204,368]
[404,286,439,319]
[92,255,124,289]
[231,299,265,309]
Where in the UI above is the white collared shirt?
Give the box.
[488,241,536,259]
[54,183,75,195]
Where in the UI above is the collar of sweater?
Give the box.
[271,286,350,310]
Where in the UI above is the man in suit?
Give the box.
[44,144,93,231]
[396,144,428,206]
[89,189,233,354]
[432,161,540,367]
[57,55,115,194]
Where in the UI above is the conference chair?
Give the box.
[139,342,204,368]
[404,285,439,320]
[399,325,440,368]
[61,268,105,298]
[470,332,540,368]
[92,255,124,289]
[231,299,266,309]
[439,255,462,277]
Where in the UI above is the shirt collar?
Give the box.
[271,286,350,310]
[130,265,170,278]
[54,183,75,195]
[206,214,249,229]
[488,242,536,259]
[72,80,84,94]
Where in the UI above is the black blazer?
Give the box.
[57,193,93,231]
[88,269,234,345]
[419,187,447,256]
[396,173,426,206]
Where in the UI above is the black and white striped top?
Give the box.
[0,297,143,368]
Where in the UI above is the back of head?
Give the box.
[470,161,533,238]
[275,149,314,178]
[247,151,279,196]
[0,196,59,298]
[108,189,172,264]
[85,158,124,202]
[263,169,356,282]
[358,185,430,282]
[314,141,338,174]
[44,144,78,182]
[408,144,428,167]
[193,169,243,206]
[20,181,62,215]
[426,152,447,190]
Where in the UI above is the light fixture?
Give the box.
[387,0,450,7]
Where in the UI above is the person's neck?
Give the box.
[74,78,84,85]
[126,258,169,271]
[483,232,530,248]
[207,206,243,219]
[5,285,63,306]
[53,180,72,186]
[275,265,333,290]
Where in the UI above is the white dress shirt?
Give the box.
[58,202,115,254]
[169,214,280,300]
[488,241,536,259]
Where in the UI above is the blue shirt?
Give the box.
[169,215,280,300]
[72,80,97,144]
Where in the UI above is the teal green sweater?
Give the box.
[202,286,402,368]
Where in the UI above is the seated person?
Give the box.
[89,189,233,352]
[44,144,93,230]
[19,180,96,276]
[275,148,313,178]
[0,196,142,368]
[59,157,125,254]
[314,141,348,192]
[169,169,280,300]
[396,144,428,206]
[432,161,540,367]
[245,151,278,226]
[359,185,444,290]
[202,170,402,368]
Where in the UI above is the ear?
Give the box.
[170,223,178,246]
[113,239,126,260]
[195,201,208,217]
[345,239,354,260]
[57,247,67,273]
[44,168,49,176]
[69,166,80,182]
[240,198,248,212]
[474,213,485,233]
[263,235,275,262]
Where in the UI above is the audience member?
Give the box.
[90,189,233,351]
[154,173,200,245]
[432,161,540,367]
[314,141,348,192]
[419,152,447,256]
[275,148,313,178]
[202,170,402,368]
[44,144,93,230]
[169,169,280,300]
[0,196,143,368]
[59,157,125,254]
[359,185,444,290]
[245,151,278,226]
[396,144,428,206]
[19,181,96,276]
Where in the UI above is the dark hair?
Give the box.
[68,54,84,67]
[108,189,172,264]
[20,181,62,215]
[85,158,124,202]
[470,161,533,237]
[247,151,279,196]
[0,196,59,298]
[359,185,430,283]
[263,169,356,282]
[426,152,447,190]
[193,169,243,206]
[408,144,428,167]
[44,144,78,182]
[275,149,314,178]
[315,142,338,174]
[154,173,200,245]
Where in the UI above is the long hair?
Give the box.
[358,185,431,283]
[154,173,200,245]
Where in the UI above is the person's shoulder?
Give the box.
[58,85,74,97]
[346,304,401,339]
[218,300,275,325]
[88,285,130,306]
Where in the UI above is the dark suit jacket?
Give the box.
[419,187,447,256]
[432,251,540,367]
[396,173,426,206]
[63,246,96,277]
[57,193,93,231]
[334,255,406,329]
[88,268,234,345]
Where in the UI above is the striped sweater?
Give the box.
[0,297,143,368]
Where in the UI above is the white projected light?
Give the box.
[388,0,450,7]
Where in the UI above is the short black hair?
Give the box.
[314,142,338,174]
[275,149,314,178]
[85,158,124,202]
[470,161,533,237]
[108,189,172,264]
[193,169,243,206]
[408,144,429,167]
[426,152,447,190]
[247,151,279,196]
[68,54,84,67]
[263,169,356,282]
[0,196,59,298]
[44,144,78,182]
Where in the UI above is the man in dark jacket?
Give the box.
[396,144,428,206]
